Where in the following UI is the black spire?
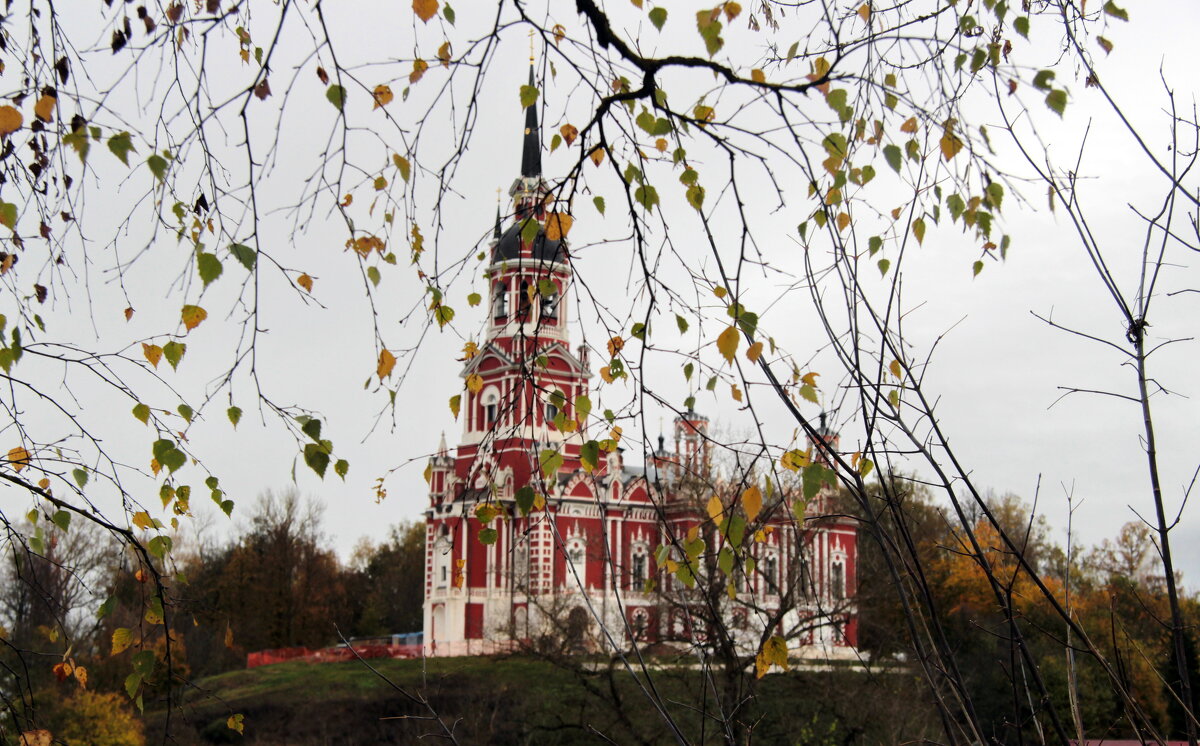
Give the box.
[520,65,541,178]
[493,204,502,240]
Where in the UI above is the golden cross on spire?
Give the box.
[529,28,535,63]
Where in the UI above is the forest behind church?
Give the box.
[6,486,1200,743]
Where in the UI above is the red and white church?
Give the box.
[422,71,858,659]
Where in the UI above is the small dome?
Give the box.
[492,222,566,265]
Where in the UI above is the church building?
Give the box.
[422,66,858,660]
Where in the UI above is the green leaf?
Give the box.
[799,384,819,404]
[197,252,223,287]
[72,468,88,489]
[132,403,151,425]
[868,236,883,256]
[301,417,322,442]
[147,535,172,559]
[1045,89,1067,117]
[1014,16,1029,38]
[368,267,382,287]
[519,84,539,109]
[539,448,563,479]
[683,362,693,380]
[521,218,541,244]
[178,404,193,422]
[162,341,186,370]
[515,485,536,516]
[334,459,349,479]
[147,154,168,182]
[1102,1,1128,20]
[717,546,734,576]
[132,650,157,678]
[326,84,347,111]
[1032,69,1055,91]
[0,203,17,230]
[649,7,667,30]
[574,394,592,423]
[303,442,330,478]
[97,596,116,620]
[973,260,984,277]
[883,145,902,173]
[51,510,71,532]
[580,440,600,473]
[686,184,706,211]
[479,527,498,545]
[443,3,455,23]
[675,314,689,333]
[878,258,891,276]
[593,196,605,215]
[125,673,143,699]
[859,457,874,478]
[227,406,243,427]
[634,185,660,211]
[108,132,136,165]
[228,243,256,271]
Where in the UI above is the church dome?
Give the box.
[492,221,566,265]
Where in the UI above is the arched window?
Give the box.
[541,285,559,322]
[831,558,845,600]
[763,552,779,594]
[630,543,648,589]
[517,279,532,317]
[565,535,587,588]
[481,389,499,428]
[434,527,452,590]
[513,539,529,591]
[492,282,507,319]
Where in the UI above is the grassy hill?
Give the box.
[147,655,934,745]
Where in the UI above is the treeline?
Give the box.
[4,485,1199,743]
[0,491,424,743]
[852,481,1200,742]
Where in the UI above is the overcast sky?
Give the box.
[4,1,1199,582]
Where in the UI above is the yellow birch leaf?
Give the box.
[377,349,396,380]
[742,484,763,523]
[716,325,739,364]
[801,371,819,387]
[746,341,763,362]
[296,274,314,292]
[0,105,23,136]
[599,366,614,383]
[857,2,871,22]
[731,383,743,402]
[409,59,428,84]
[227,714,245,735]
[181,305,207,331]
[449,394,461,419]
[900,116,918,133]
[889,358,902,379]
[589,146,605,166]
[38,477,50,490]
[655,138,668,152]
[372,85,394,109]
[132,511,154,529]
[607,336,624,357]
[466,373,483,393]
[74,665,88,688]
[751,68,765,84]
[836,212,851,232]
[150,458,161,476]
[8,446,30,472]
[713,286,728,299]
[224,625,235,649]
[142,343,163,368]
[545,212,574,240]
[940,130,963,161]
[111,627,133,656]
[706,494,724,525]
[560,123,579,145]
[413,0,438,22]
[33,95,56,122]
[437,41,452,67]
